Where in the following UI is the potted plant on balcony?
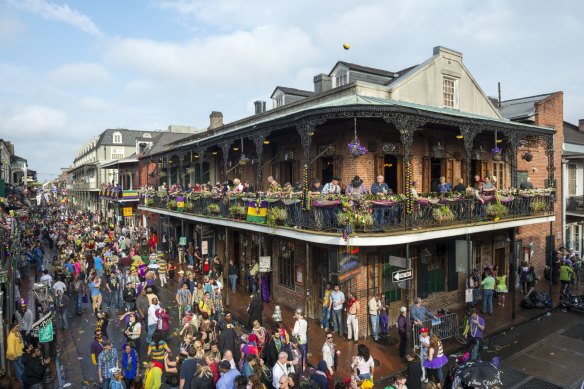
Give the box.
[207,203,221,215]
[432,205,455,223]
[530,200,546,213]
[266,207,288,228]
[184,202,194,212]
[144,198,154,207]
[167,199,177,210]
[491,147,503,161]
[485,202,509,221]
[347,117,367,157]
[522,151,533,162]
[229,204,247,219]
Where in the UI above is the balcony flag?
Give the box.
[176,196,185,213]
[247,200,267,223]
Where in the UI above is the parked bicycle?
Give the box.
[454,309,490,348]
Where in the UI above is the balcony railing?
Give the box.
[66,182,99,190]
[567,195,584,214]
[140,189,555,234]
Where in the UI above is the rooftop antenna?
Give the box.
[498,82,501,108]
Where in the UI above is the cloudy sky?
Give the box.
[0,0,583,180]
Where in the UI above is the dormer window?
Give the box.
[442,76,458,108]
[143,133,152,138]
[334,71,348,87]
[113,131,122,144]
[273,94,284,108]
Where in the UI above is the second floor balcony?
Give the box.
[139,188,555,236]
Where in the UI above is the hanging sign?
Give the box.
[38,321,53,343]
[123,207,133,217]
[259,256,271,272]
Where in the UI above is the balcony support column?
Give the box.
[508,133,519,188]
[460,125,483,186]
[220,142,231,181]
[297,120,324,210]
[179,153,184,187]
[252,131,269,192]
[166,156,171,186]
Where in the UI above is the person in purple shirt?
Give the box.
[466,310,485,361]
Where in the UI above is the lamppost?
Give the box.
[32,283,55,388]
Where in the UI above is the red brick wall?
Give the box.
[517,92,563,271]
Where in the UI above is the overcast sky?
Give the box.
[0,0,583,180]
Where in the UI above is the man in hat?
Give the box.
[217,359,240,389]
[346,176,367,196]
[322,176,341,194]
[55,289,70,330]
[176,282,193,321]
[14,299,33,345]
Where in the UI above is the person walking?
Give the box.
[496,270,508,307]
[146,297,161,343]
[97,340,119,389]
[228,260,239,293]
[481,271,496,315]
[330,284,345,336]
[423,334,448,388]
[466,310,485,361]
[351,344,375,381]
[291,308,308,373]
[346,292,360,342]
[397,307,411,363]
[367,294,381,342]
[321,333,337,375]
[55,289,70,329]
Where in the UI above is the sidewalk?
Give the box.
[226,280,581,385]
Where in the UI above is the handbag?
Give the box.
[82,293,89,304]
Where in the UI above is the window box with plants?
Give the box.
[167,199,177,210]
[432,205,455,223]
[229,204,247,219]
[267,207,288,228]
[207,203,221,215]
[485,202,509,221]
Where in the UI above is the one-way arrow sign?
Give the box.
[392,268,413,282]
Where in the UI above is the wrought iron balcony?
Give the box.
[140,189,555,234]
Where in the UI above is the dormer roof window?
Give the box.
[334,70,348,87]
[113,131,122,144]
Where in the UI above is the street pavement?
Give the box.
[57,274,183,388]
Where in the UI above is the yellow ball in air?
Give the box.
[343,42,350,50]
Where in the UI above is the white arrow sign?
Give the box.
[392,268,413,282]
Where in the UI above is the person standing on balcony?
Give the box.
[346,176,368,196]
[481,176,496,195]
[453,178,466,193]
[322,176,341,194]
[330,284,345,336]
[519,176,534,189]
[436,176,452,193]
[310,179,322,194]
[371,175,392,195]
[232,178,244,193]
[267,176,282,193]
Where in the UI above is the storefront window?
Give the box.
[278,241,294,289]
[381,251,404,303]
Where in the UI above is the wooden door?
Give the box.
[422,157,431,193]
[442,159,455,186]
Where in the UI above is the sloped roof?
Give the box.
[97,129,154,147]
[141,132,193,157]
[499,93,552,121]
[332,61,397,78]
[564,121,584,146]
[271,86,314,98]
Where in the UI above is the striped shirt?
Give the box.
[158,262,167,274]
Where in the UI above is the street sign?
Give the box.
[392,268,413,282]
[259,256,271,272]
[39,321,53,343]
[123,207,133,217]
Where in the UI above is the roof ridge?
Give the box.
[500,93,553,103]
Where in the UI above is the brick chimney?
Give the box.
[254,101,266,115]
[579,119,584,132]
[314,74,332,93]
[209,111,223,132]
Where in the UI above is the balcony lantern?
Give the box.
[33,283,50,302]
[432,142,446,159]
[420,247,432,265]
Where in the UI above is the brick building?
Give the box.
[137,46,561,339]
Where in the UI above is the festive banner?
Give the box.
[36,194,42,206]
[121,190,140,200]
[247,201,267,223]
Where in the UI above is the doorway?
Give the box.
[311,247,330,319]
[384,155,398,192]
[494,247,506,273]
[430,158,442,192]
[321,157,334,185]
